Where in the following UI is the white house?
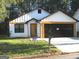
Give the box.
[9,9,77,38]
[73,9,79,33]
[9,8,50,37]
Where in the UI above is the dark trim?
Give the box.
[15,23,24,33]
[75,19,79,22]
[25,18,39,24]
[77,20,79,22]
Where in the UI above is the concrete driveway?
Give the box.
[44,37,79,53]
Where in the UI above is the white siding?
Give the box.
[29,9,49,20]
[9,24,29,37]
[73,9,79,21]
[10,9,50,23]
[9,20,40,38]
[73,9,79,32]
[41,11,76,23]
[37,23,40,37]
[77,22,79,32]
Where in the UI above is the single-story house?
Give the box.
[9,8,50,37]
[73,9,79,34]
[9,8,77,38]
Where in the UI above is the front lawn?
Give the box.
[0,38,58,57]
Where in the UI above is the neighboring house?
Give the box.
[0,22,7,35]
[9,8,50,37]
[9,8,77,38]
[73,9,79,34]
[40,11,77,38]
[0,18,8,36]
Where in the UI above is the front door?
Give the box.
[30,23,37,37]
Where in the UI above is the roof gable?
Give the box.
[10,8,50,24]
[73,9,79,21]
[41,11,76,23]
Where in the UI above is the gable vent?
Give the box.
[38,9,41,14]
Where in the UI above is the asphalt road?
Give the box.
[33,53,79,59]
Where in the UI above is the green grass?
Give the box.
[0,38,58,57]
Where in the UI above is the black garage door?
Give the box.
[44,24,73,38]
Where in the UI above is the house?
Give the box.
[9,8,50,37]
[0,19,8,36]
[40,11,77,38]
[9,9,77,38]
[73,9,79,35]
[0,22,7,36]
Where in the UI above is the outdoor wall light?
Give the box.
[56,28,60,30]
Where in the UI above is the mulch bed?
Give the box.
[12,52,62,59]
[12,52,79,59]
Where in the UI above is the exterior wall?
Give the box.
[10,9,50,23]
[29,9,49,20]
[73,9,79,36]
[41,11,76,23]
[37,23,40,37]
[73,9,79,21]
[77,22,79,32]
[9,20,40,38]
[73,23,77,37]
[9,24,29,37]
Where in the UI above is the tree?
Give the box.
[0,0,79,21]
[0,0,7,21]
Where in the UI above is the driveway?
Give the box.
[43,37,79,53]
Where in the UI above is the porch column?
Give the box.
[41,23,44,38]
[74,23,77,37]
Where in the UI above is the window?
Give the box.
[15,24,24,33]
[38,9,41,14]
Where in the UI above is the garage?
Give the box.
[40,11,77,38]
[44,24,73,37]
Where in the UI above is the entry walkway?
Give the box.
[43,37,79,53]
